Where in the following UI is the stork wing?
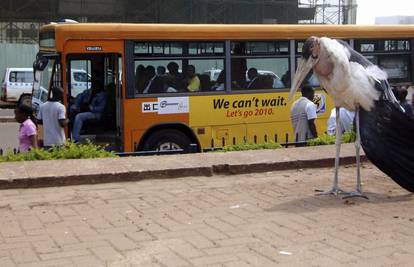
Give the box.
[337,40,373,68]
[337,40,398,104]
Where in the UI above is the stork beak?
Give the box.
[288,58,315,101]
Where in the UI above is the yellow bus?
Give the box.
[32,23,414,152]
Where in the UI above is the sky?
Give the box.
[357,0,414,24]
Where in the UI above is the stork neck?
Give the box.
[313,44,334,77]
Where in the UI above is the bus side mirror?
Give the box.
[33,56,48,72]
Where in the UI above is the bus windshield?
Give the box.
[32,55,62,106]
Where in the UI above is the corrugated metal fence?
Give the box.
[0,43,38,80]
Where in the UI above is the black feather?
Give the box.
[359,98,414,192]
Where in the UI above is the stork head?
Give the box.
[288,36,321,101]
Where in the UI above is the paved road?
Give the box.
[0,122,19,152]
[0,163,412,266]
[0,108,14,117]
[0,107,19,153]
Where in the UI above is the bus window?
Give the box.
[188,59,225,91]
[231,41,289,90]
[69,60,91,97]
[133,41,225,94]
[356,39,412,83]
[246,58,288,89]
[295,57,320,88]
[379,55,410,82]
[134,60,183,94]
[295,40,320,88]
[35,58,61,102]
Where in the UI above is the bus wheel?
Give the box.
[144,129,192,152]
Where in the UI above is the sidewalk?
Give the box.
[0,144,365,189]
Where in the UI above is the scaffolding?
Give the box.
[299,0,357,24]
[0,0,357,44]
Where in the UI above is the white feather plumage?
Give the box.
[315,37,382,111]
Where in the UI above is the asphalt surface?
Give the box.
[0,108,22,152]
[0,122,19,152]
[0,108,14,117]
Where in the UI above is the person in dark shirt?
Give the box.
[71,81,107,141]
[397,87,413,119]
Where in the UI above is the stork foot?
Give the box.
[342,190,369,200]
[315,187,348,196]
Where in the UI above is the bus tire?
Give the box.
[144,129,192,152]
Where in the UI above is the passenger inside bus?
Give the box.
[184,65,200,92]
[71,80,107,142]
[245,68,273,89]
[246,68,259,89]
[231,43,247,88]
[281,70,291,88]
[166,62,184,91]
[135,64,146,94]
[69,87,91,121]
[198,73,211,92]
[142,66,157,94]
[157,66,166,76]
[212,70,225,91]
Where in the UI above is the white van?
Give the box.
[1,68,33,102]
[0,67,91,105]
[70,69,91,97]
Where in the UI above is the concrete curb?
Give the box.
[0,167,215,189]
[0,145,367,189]
[212,155,367,175]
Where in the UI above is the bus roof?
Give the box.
[42,23,414,51]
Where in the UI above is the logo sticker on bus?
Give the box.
[158,97,189,114]
[314,94,326,114]
[142,97,189,114]
[86,46,103,51]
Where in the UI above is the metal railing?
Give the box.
[1,133,312,157]
[205,132,310,151]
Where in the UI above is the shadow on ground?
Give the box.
[265,192,414,214]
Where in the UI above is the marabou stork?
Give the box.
[289,36,414,198]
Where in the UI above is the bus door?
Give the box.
[67,53,123,150]
[32,53,62,144]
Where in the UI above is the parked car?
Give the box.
[203,69,222,82]
[1,68,33,103]
[250,70,285,88]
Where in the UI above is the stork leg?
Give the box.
[317,107,347,196]
[343,108,369,199]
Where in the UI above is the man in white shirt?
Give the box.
[290,85,318,143]
[37,86,68,148]
[327,107,355,135]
